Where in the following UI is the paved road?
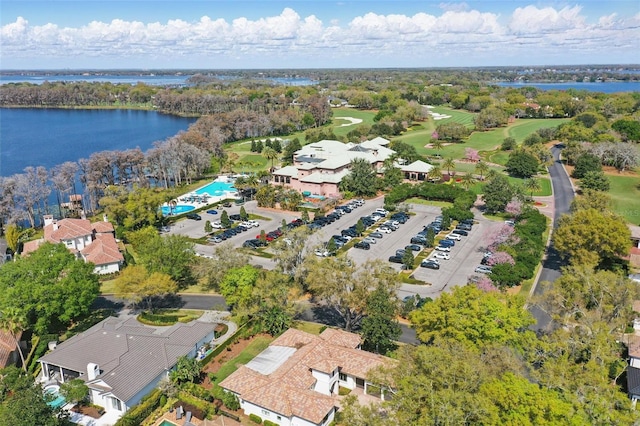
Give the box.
[529,144,574,331]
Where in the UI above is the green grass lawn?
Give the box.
[213,335,274,384]
[469,176,552,197]
[608,174,640,224]
[506,118,570,142]
[293,321,326,335]
[430,106,475,128]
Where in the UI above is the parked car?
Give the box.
[411,236,427,245]
[451,229,468,236]
[315,248,329,257]
[229,214,242,221]
[369,232,383,239]
[435,245,451,252]
[461,219,475,226]
[363,237,377,244]
[446,233,461,241]
[186,213,201,220]
[388,255,403,264]
[475,265,493,274]
[354,241,370,250]
[251,238,268,247]
[377,227,392,234]
[439,239,455,247]
[456,223,472,231]
[374,208,388,215]
[208,236,223,244]
[421,260,440,270]
[243,240,259,249]
[405,244,422,252]
[395,249,407,257]
[206,209,218,215]
[222,202,232,207]
[505,220,516,226]
[432,252,451,260]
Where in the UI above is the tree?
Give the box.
[327,237,337,254]
[553,209,631,267]
[427,165,442,183]
[304,258,398,332]
[259,229,267,242]
[60,379,89,407]
[572,153,602,178]
[430,139,444,155]
[580,170,610,192]
[382,165,403,189]
[501,137,516,151]
[0,308,26,371]
[262,146,279,170]
[361,283,401,354]
[410,285,535,350]
[460,172,476,190]
[4,224,21,254]
[401,249,415,270]
[271,226,310,276]
[474,160,489,181]
[114,265,178,310]
[339,158,378,197]
[220,210,231,228]
[219,265,260,309]
[355,219,365,236]
[0,242,99,335]
[425,228,436,248]
[301,209,310,223]
[482,174,514,214]
[204,220,212,233]
[570,189,612,213]
[442,157,456,176]
[506,151,539,178]
[239,206,248,221]
[466,148,480,163]
[435,122,469,142]
[611,118,640,142]
[191,243,250,291]
[170,355,201,384]
[523,178,541,197]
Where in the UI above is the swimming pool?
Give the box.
[158,420,179,426]
[160,204,195,216]
[194,180,236,197]
[44,385,66,409]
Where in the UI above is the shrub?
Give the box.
[114,389,163,426]
[572,153,602,178]
[222,391,240,411]
[501,137,516,151]
[264,421,278,426]
[249,413,263,424]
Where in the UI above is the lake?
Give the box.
[494,81,640,93]
[0,108,197,177]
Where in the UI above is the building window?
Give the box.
[277,416,281,421]
[111,397,122,411]
[339,372,347,381]
[261,409,270,417]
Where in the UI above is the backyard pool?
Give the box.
[194,180,236,197]
[160,204,195,216]
[44,385,66,409]
[158,420,179,426]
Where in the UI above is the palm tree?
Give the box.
[427,165,442,183]
[262,147,279,171]
[0,308,27,371]
[442,157,456,176]
[475,161,489,181]
[524,178,541,197]
[460,172,476,190]
[430,139,444,157]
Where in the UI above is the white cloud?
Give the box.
[1,5,638,68]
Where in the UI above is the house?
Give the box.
[0,330,22,369]
[220,328,393,426]
[272,137,396,196]
[38,315,215,420]
[21,215,124,274]
[628,336,640,405]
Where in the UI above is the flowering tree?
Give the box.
[465,148,480,162]
[505,199,522,217]
[486,251,515,266]
[431,131,439,140]
[476,276,498,292]
[484,224,515,251]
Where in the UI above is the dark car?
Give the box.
[236,225,248,232]
[337,206,352,213]
[456,223,472,231]
[206,209,218,215]
[230,214,242,221]
[186,213,201,220]
[252,238,268,247]
[405,244,422,252]
[369,232,383,239]
[243,240,259,249]
[354,241,371,250]
[451,229,468,236]
[388,255,404,264]
[342,229,357,237]
[411,236,427,245]
[222,202,232,207]
[439,239,455,247]
[461,219,475,226]
[421,260,440,270]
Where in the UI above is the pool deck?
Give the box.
[169,176,240,211]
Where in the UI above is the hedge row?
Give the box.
[176,391,215,419]
[385,182,476,222]
[250,413,263,424]
[199,322,249,366]
[114,388,163,426]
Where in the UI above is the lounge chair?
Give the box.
[176,406,183,420]
[185,411,192,422]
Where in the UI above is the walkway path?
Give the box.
[198,310,238,344]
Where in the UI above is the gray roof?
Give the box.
[245,346,297,375]
[39,316,213,403]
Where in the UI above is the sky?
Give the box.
[1,1,639,69]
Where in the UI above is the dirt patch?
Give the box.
[71,405,104,419]
[200,334,268,390]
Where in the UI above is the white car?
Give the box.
[377,227,392,234]
[435,245,451,252]
[432,252,451,260]
[247,220,260,227]
[315,248,329,257]
[211,221,223,229]
[363,237,377,244]
[446,233,461,241]
[475,265,493,274]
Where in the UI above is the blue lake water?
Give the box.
[0,108,197,176]
[494,81,640,93]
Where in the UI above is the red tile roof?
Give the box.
[221,328,392,424]
[44,218,92,243]
[81,233,124,266]
[0,330,21,368]
[92,221,115,234]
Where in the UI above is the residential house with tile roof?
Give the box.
[220,328,393,426]
[21,214,124,274]
[38,315,215,420]
[0,330,22,369]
